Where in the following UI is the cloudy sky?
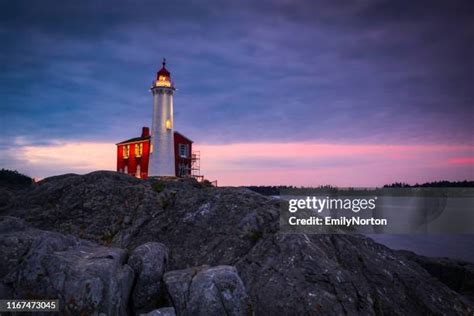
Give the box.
[0,0,472,186]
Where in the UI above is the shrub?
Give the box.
[152,182,164,193]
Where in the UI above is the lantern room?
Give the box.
[154,58,173,88]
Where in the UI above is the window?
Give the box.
[123,145,130,159]
[136,165,141,178]
[135,143,143,157]
[156,76,171,87]
[179,144,189,158]
[165,119,172,129]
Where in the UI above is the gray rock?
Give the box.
[236,233,473,315]
[163,265,209,314]
[0,188,13,210]
[128,242,169,313]
[398,250,474,301]
[141,306,176,316]
[0,216,134,315]
[164,265,251,316]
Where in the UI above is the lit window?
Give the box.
[179,144,189,158]
[165,119,172,129]
[135,143,143,157]
[123,145,130,159]
[136,165,141,178]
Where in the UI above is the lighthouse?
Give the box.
[116,59,200,180]
[149,59,176,176]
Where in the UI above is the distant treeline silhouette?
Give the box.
[0,169,33,187]
[382,181,473,188]
[245,185,336,196]
[246,180,473,195]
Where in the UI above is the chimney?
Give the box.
[141,127,150,137]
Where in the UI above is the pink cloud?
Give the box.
[194,142,474,186]
[6,141,115,179]
[448,157,474,165]
[5,140,472,187]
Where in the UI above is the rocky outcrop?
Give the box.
[0,216,134,315]
[164,265,251,316]
[398,250,474,302]
[1,171,473,315]
[128,242,169,313]
[237,233,473,315]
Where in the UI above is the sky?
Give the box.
[0,0,473,186]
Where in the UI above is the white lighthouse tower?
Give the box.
[149,59,175,176]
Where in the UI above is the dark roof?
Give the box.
[157,66,170,78]
[116,130,192,145]
[116,135,150,145]
[157,58,171,78]
[174,131,193,143]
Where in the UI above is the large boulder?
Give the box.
[0,216,134,315]
[2,171,157,245]
[164,265,252,316]
[236,233,473,315]
[128,242,169,313]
